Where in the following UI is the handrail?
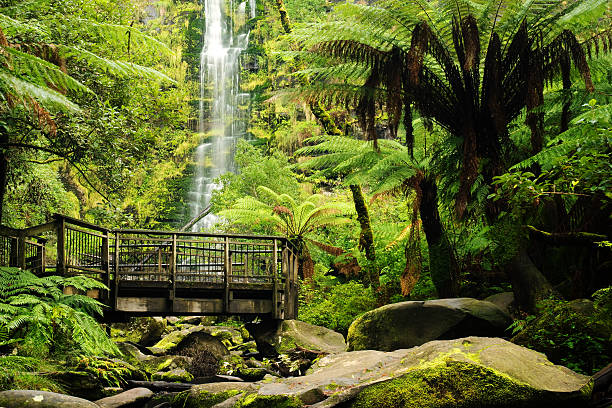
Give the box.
[54,214,110,234]
[114,228,287,241]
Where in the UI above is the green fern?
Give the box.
[0,266,118,357]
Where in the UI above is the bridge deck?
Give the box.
[0,214,299,320]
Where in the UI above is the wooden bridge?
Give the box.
[0,214,299,320]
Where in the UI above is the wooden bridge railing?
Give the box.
[0,214,299,319]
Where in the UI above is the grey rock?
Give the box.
[95,387,154,408]
[484,292,515,315]
[0,390,98,408]
[247,319,346,356]
[347,297,512,351]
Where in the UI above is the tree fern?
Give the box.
[219,186,354,278]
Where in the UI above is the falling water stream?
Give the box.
[188,0,253,231]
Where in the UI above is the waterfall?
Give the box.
[188,0,253,231]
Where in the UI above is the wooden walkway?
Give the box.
[0,214,299,320]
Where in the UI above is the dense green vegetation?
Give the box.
[0,0,610,397]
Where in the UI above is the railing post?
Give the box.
[292,249,299,319]
[283,241,290,319]
[56,216,66,276]
[170,233,177,311]
[17,236,26,271]
[102,231,110,302]
[114,232,120,310]
[272,238,279,319]
[9,237,17,267]
[35,242,44,275]
[224,236,230,313]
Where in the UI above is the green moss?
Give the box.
[237,393,303,408]
[173,389,242,408]
[236,368,267,381]
[350,361,583,408]
[152,369,194,383]
[152,330,186,351]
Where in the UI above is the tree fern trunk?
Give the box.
[508,247,553,313]
[419,175,459,297]
[350,184,378,287]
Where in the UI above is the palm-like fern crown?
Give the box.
[219,185,354,239]
[288,0,609,215]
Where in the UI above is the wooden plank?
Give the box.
[173,298,223,314]
[54,213,108,233]
[228,299,273,314]
[65,225,108,239]
[21,221,56,238]
[116,297,169,313]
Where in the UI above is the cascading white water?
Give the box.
[188,0,253,231]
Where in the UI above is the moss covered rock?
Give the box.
[149,326,228,358]
[351,360,555,408]
[247,319,346,356]
[347,298,512,351]
[236,393,303,408]
[110,317,167,346]
[176,382,258,407]
[254,337,589,407]
[152,368,194,383]
[173,388,243,408]
[141,355,192,375]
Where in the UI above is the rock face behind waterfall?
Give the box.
[347,298,512,351]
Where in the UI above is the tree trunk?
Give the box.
[349,184,378,287]
[272,0,342,137]
[0,130,9,225]
[507,247,553,313]
[419,175,459,297]
[309,102,342,136]
[275,0,292,34]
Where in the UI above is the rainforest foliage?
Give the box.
[0,0,611,385]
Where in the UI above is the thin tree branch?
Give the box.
[1,142,116,207]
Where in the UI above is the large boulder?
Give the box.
[172,337,591,407]
[149,326,228,359]
[246,319,346,356]
[110,317,167,347]
[0,390,98,408]
[484,292,515,315]
[347,298,512,351]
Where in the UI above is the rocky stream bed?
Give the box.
[0,297,608,408]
